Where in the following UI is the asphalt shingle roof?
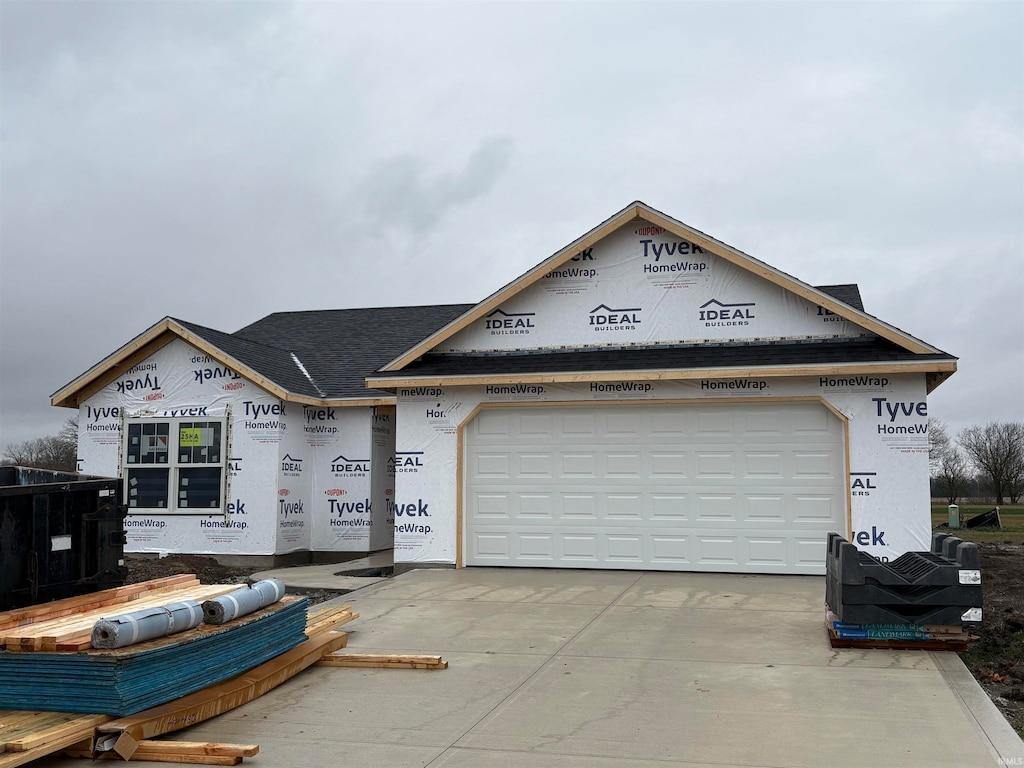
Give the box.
[231,304,473,398]
[370,337,956,380]
[168,283,927,399]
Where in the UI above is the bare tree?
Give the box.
[2,417,79,472]
[935,448,973,505]
[958,422,1024,505]
[929,418,952,474]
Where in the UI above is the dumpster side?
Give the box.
[0,466,128,610]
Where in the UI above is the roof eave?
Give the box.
[367,358,957,391]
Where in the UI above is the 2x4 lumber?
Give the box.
[3,584,239,652]
[317,653,447,670]
[0,575,199,633]
[0,714,112,768]
[134,741,259,758]
[305,606,358,635]
[77,739,257,764]
[61,748,242,765]
[96,631,349,742]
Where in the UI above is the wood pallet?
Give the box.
[825,626,971,652]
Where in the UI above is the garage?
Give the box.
[464,401,847,574]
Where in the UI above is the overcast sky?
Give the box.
[2,1,1022,453]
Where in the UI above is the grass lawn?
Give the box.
[930,504,1024,544]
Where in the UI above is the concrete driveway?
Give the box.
[45,568,1023,767]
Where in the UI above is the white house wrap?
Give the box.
[91,600,204,649]
[202,578,286,624]
[53,201,957,574]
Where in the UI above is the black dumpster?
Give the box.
[0,466,128,610]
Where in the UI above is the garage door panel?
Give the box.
[561,453,597,477]
[474,452,511,477]
[650,493,689,519]
[606,452,642,477]
[696,451,737,478]
[562,412,597,437]
[562,493,598,518]
[606,493,643,519]
[465,402,846,574]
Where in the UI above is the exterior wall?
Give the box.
[296,401,391,553]
[394,373,931,566]
[77,338,388,557]
[436,223,869,354]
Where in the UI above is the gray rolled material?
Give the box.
[202,578,286,625]
[91,600,204,649]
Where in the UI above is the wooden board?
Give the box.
[317,653,447,669]
[64,739,258,764]
[0,712,111,768]
[96,631,349,742]
[0,575,199,633]
[2,583,239,652]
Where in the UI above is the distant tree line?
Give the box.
[930,420,1024,505]
[1,417,79,472]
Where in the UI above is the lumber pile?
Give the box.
[0,575,446,765]
[0,596,355,766]
[0,577,310,715]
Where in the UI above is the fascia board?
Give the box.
[367,358,958,390]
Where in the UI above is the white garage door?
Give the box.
[464,401,846,574]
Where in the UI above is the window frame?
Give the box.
[122,416,229,514]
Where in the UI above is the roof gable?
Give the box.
[432,223,874,354]
[52,305,473,408]
[380,201,943,371]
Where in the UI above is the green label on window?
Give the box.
[180,428,202,447]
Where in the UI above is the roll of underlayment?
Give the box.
[91,600,204,649]
[201,578,286,624]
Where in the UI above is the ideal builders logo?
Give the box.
[483,309,537,336]
[331,454,370,477]
[699,299,756,328]
[389,451,424,474]
[850,472,878,497]
[280,454,303,478]
[589,304,641,332]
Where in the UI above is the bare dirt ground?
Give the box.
[960,542,1024,736]
[125,553,339,605]
[126,546,1024,737]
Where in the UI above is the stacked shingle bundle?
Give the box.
[824,532,982,650]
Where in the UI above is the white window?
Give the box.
[123,419,226,512]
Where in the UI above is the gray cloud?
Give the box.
[1,0,1021,449]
